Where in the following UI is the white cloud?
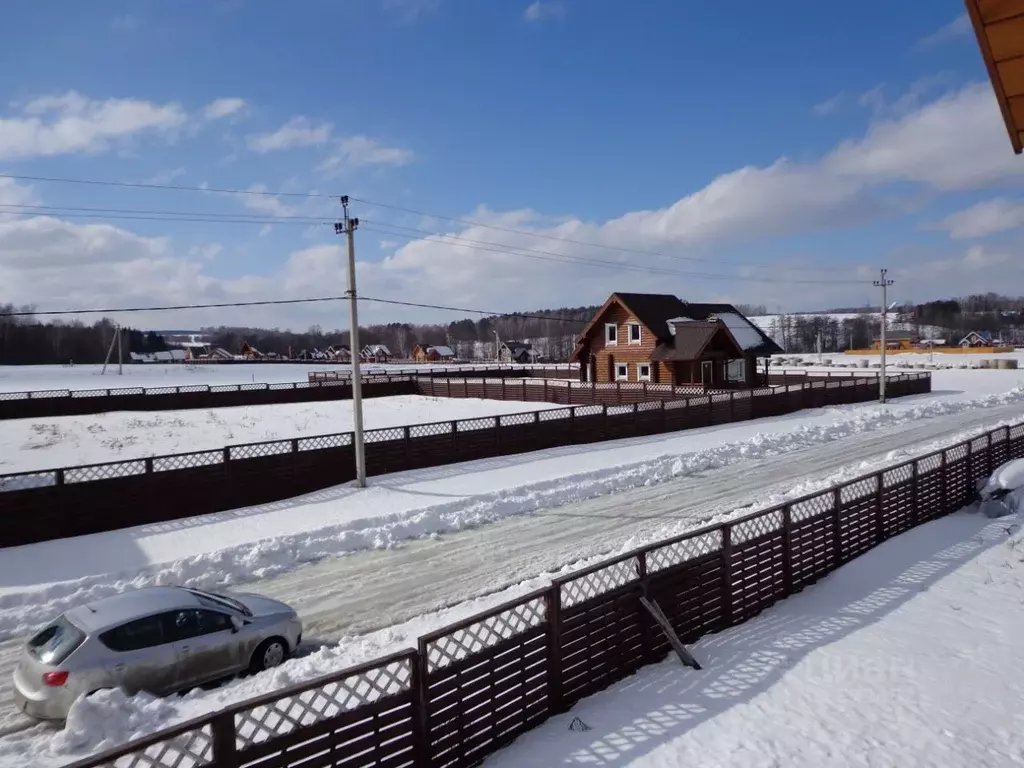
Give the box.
[246,117,333,152]
[318,135,413,176]
[203,98,247,121]
[3,81,1024,329]
[144,168,186,186]
[936,198,1024,239]
[382,0,441,22]
[0,92,187,161]
[812,92,845,117]
[915,14,971,50]
[524,0,566,22]
[188,243,223,260]
[0,177,39,219]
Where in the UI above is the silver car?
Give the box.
[13,586,302,721]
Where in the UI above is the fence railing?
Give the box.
[0,374,931,548]
[67,417,1024,768]
[0,366,576,421]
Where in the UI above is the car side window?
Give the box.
[99,615,166,652]
[166,609,233,641]
[167,610,204,642]
[197,610,233,635]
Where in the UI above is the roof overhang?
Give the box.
[965,0,1024,154]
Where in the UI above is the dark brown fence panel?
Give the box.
[420,594,549,768]
[555,557,644,706]
[881,463,916,540]
[789,492,837,590]
[837,475,879,564]
[644,531,728,645]
[729,511,786,624]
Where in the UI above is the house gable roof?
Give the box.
[574,292,783,357]
[650,321,745,362]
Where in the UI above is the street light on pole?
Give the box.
[873,269,894,403]
[335,197,366,488]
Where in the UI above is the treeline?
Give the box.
[0,304,169,365]
[204,306,600,362]
[763,293,1024,353]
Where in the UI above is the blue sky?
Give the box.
[0,0,1022,330]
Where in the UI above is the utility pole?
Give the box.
[335,196,366,488]
[117,325,123,375]
[874,269,894,403]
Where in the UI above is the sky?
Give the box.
[0,0,1022,332]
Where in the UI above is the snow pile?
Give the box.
[487,513,1024,767]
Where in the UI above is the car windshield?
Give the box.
[27,616,86,665]
[183,587,252,617]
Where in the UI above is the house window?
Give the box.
[615,363,629,381]
[628,324,642,344]
[605,323,618,346]
[637,363,651,381]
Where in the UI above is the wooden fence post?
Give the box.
[210,712,239,768]
[603,403,608,436]
[544,585,563,715]
[661,399,667,431]
[939,450,948,514]
[875,471,885,544]
[987,431,994,476]
[569,407,576,444]
[782,504,794,595]
[910,459,920,526]
[720,524,734,627]
[729,391,735,421]
[451,421,458,454]
[832,487,842,566]
[404,426,411,468]
[413,643,431,767]
[501,378,506,400]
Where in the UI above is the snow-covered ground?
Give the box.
[0,363,571,394]
[774,349,1024,371]
[487,510,1024,768]
[0,396,564,474]
[0,368,1021,764]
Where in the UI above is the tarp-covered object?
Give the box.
[976,458,1024,518]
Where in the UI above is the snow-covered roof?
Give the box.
[430,345,455,357]
[709,312,764,351]
[364,344,392,355]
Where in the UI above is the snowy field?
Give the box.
[774,349,1024,371]
[488,511,1024,768]
[0,396,564,474]
[0,362,570,394]
[0,367,1021,764]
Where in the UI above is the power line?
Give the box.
[0,203,332,223]
[0,203,868,284]
[0,173,330,199]
[351,195,857,274]
[0,295,592,324]
[361,221,868,285]
[0,207,330,227]
[0,171,863,275]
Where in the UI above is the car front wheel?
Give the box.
[251,638,288,673]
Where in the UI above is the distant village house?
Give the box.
[412,344,456,363]
[498,341,539,364]
[570,293,782,387]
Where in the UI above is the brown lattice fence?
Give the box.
[67,419,1024,768]
[0,375,931,547]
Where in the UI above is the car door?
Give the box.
[166,609,240,690]
[98,614,178,695]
